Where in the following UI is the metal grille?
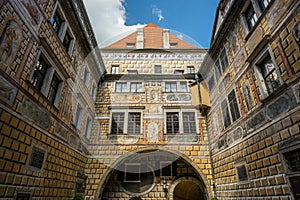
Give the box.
[284,149,300,173]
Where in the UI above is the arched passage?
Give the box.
[95,147,212,199]
[169,177,205,200]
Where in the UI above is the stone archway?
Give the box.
[169,177,206,200]
[95,147,212,199]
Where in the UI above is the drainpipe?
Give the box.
[195,73,217,199]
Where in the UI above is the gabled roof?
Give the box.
[104,22,199,49]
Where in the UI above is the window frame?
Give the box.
[26,144,47,172]
[115,82,128,92]
[236,164,249,182]
[109,109,143,135]
[30,50,64,108]
[253,47,282,99]
[74,103,83,130]
[221,89,241,129]
[164,109,198,135]
[130,82,143,93]
[111,65,120,74]
[187,66,195,73]
[165,82,177,93]
[214,48,230,78]
[154,65,162,74]
[85,116,92,138]
[50,2,75,55]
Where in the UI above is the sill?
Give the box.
[244,1,274,41]
[261,84,286,104]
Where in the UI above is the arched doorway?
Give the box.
[174,181,204,200]
[97,149,212,199]
[169,177,206,200]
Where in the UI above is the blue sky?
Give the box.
[84,0,220,48]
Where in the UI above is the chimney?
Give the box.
[163,29,170,49]
[136,28,144,49]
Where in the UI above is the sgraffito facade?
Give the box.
[201,0,300,199]
[0,0,104,199]
[85,23,213,200]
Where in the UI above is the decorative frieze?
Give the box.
[0,75,17,106]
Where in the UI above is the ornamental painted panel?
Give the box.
[20,0,42,28]
[21,98,51,130]
[166,94,191,102]
[293,22,300,48]
[0,19,22,67]
[0,75,17,106]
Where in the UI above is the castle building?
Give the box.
[86,23,213,200]
[0,0,105,199]
[200,0,300,199]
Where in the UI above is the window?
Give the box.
[16,192,31,200]
[228,90,241,122]
[85,117,92,138]
[111,65,119,74]
[110,111,142,135]
[127,113,141,134]
[126,43,135,48]
[31,56,49,90]
[283,148,300,173]
[244,3,258,30]
[231,34,239,54]
[50,9,63,34]
[221,90,241,128]
[170,42,178,48]
[83,68,90,86]
[174,70,184,74]
[47,73,61,104]
[166,113,179,134]
[215,48,229,78]
[128,70,138,74]
[220,48,229,72]
[165,110,197,135]
[182,112,196,133]
[243,83,254,111]
[165,82,177,92]
[180,82,188,92]
[30,53,63,107]
[257,0,271,11]
[124,163,141,182]
[91,84,97,101]
[111,113,125,134]
[50,3,75,55]
[28,145,46,170]
[115,82,127,92]
[154,65,162,73]
[130,82,142,92]
[187,66,195,73]
[74,104,83,129]
[63,30,73,52]
[237,165,249,181]
[258,54,280,94]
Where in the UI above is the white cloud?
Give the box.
[151,5,164,22]
[83,0,145,48]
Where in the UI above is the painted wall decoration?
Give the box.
[20,0,42,27]
[0,75,17,106]
[293,22,300,48]
[0,19,23,67]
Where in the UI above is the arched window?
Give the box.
[243,83,253,112]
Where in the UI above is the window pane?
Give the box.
[228,90,241,122]
[63,31,72,51]
[221,99,231,128]
[31,56,49,90]
[75,104,82,128]
[237,165,248,181]
[154,65,162,73]
[245,4,257,30]
[111,65,119,74]
[220,49,229,72]
[111,113,124,134]
[180,82,188,92]
[259,55,281,94]
[215,61,222,79]
[127,113,141,134]
[243,84,253,111]
[258,0,270,11]
[183,112,196,134]
[115,83,127,92]
[51,11,63,34]
[130,83,142,92]
[166,112,179,134]
[47,73,61,104]
[165,82,177,92]
[125,164,140,182]
[187,66,195,73]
